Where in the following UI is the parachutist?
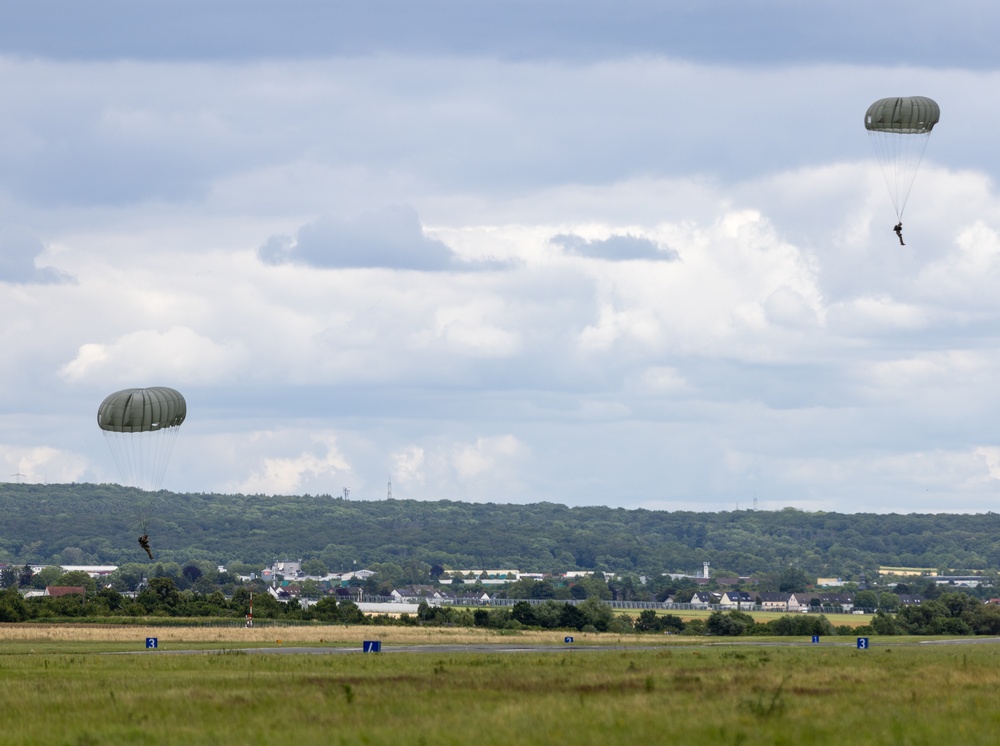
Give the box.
[138,534,153,560]
[893,222,905,245]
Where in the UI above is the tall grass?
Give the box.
[2,632,1000,744]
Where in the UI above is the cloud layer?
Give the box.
[1,4,1000,515]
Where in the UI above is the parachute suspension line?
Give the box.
[103,427,168,534]
[864,96,939,224]
[868,129,932,221]
[102,427,178,533]
[102,427,178,492]
[97,386,186,542]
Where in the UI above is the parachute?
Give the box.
[865,96,940,221]
[97,387,186,533]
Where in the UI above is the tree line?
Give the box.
[4,482,1000,579]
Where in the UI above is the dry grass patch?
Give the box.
[0,623,664,648]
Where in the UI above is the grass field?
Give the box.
[2,624,997,745]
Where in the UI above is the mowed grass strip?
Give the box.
[3,638,1000,744]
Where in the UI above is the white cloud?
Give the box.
[452,435,527,481]
[392,446,426,485]
[235,432,351,495]
[60,327,246,386]
[427,301,522,358]
[0,445,88,484]
[4,33,1000,515]
[974,447,1000,482]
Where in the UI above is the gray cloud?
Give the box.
[552,233,678,261]
[0,229,71,284]
[1,2,997,70]
[5,7,1000,514]
[259,206,455,270]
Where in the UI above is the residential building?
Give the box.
[756,592,791,611]
[720,591,754,609]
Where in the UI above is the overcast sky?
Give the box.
[3,1,1000,513]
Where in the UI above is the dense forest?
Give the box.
[1,482,999,579]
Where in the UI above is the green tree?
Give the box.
[854,590,879,612]
[0,588,28,622]
[56,571,97,595]
[558,603,587,631]
[938,591,980,618]
[30,566,62,589]
[869,611,904,635]
[707,610,754,636]
[510,601,537,627]
[93,587,126,613]
[109,563,149,592]
[578,597,614,632]
[298,579,322,599]
[607,615,634,633]
[897,600,948,634]
[634,609,661,632]
[138,577,181,612]
[573,575,612,600]
[778,568,810,593]
[965,603,1000,635]
[877,592,901,612]
[0,566,18,589]
[301,558,328,577]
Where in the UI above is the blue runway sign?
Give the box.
[564,636,574,643]
[363,640,381,653]
[812,635,820,643]
[146,637,158,649]
[857,637,869,649]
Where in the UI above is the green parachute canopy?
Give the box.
[97,387,186,498]
[97,386,186,433]
[864,96,940,221]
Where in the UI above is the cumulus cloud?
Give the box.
[258,205,457,270]
[551,232,678,261]
[392,445,426,485]
[452,435,527,480]
[236,432,351,495]
[59,326,246,385]
[8,28,1000,514]
[414,300,523,358]
[0,228,71,284]
[0,444,87,483]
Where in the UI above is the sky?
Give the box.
[3,1,1000,513]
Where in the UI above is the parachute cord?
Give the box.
[869,130,932,222]
[102,426,182,534]
[899,132,932,220]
